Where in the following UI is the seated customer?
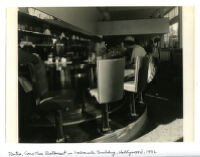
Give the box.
[19,46,49,117]
[19,47,39,65]
[18,47,42,140]
[145,39,160,95]
[18,47,41,104]
[123,38,157,84]
[145,39,157,84]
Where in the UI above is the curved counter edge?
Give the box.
[89,106,148,143]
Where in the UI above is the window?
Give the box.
[164,7,179,20]
[164,33,169,48]
[27,8,54,20]
[164,14,169,18]
[175,7,179,17]
[169,23,178,36]
[169,9,174,20]
[169,22,179,48]
[163,7,180,48]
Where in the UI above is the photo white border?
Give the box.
[1,0,200,156]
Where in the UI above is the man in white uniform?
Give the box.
[130,44,147,61]
[123,36,147,66]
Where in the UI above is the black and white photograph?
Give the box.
[17,6,184,143]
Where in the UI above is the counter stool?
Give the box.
[89,57,125,133]
[38,97,73,143]
[19,63,72,143]
[124,56,149,118]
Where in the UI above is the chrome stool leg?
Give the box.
[130,93,138,117]
[55,110,65,143]
[81,90,86,113]
[55,110,69,143]
[102,103,111,133]
[139,92,144,104]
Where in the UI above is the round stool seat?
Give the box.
[39,96,73,112]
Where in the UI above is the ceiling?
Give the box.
[97,6,174,21]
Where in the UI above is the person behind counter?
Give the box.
[95,39,124,60]
[95,38,107,60]
[123,36,147,68]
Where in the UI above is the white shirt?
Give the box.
[130,45,147,62]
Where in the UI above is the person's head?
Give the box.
[145,39,154,55]
[123,36,135,50]
[95,39,107,56]
[153,37,160,47]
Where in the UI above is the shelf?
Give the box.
[71,44,85,48]
[36,44,54,47]
[18,29,53,37]
[19,42,54,47]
